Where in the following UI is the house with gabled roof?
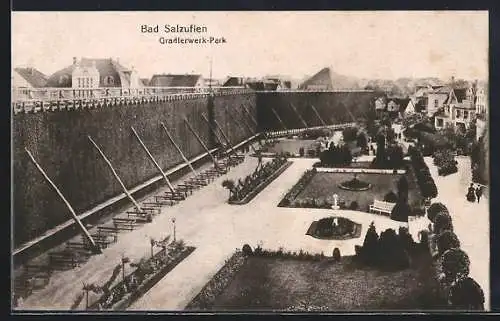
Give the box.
[45,57,141,89]
[434,83,477,132]
[149,74,204,87]
[12,66,48,100]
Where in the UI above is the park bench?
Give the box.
[125,212,153,224]
[176,184,195,194]
[96,226,120,241]
[369,200,396,216]
[164,191,186,200]
[112,217,136,231]
[187,178,208,186]
[48,250,85,270]
[142,201,164,208]
[66,241,94,255]
[154,195,177,206]
[80,234,115,249]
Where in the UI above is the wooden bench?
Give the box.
[369,200,396,215]
[82,233,116,248]
[66,241,94,255]
[176,184,195,194]
[154,195,177,205]
[164,191,186,200]
[112,217,136,231]
[48,251,83,270]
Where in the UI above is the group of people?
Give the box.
[467,183,484,203]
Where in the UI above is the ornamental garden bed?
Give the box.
[224,157,292,205]
[186,247,444,311]
[306,216,363,240]
[253,139,321,158]
[278,170,422,215]
[82,240,195,311]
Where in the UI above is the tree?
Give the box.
[397,176,409,202]
[222,179,236,200]
[427,202,449,223]
[378,228,410,270]
[442,248,470,283]
[384,191,398,203]
[391,200,411,223]
[360,222,379,266]
[448,277,485,310]
[356,132,368,150]
[342,127,359,143]
[434,212,453,235]
[436,230,460,255]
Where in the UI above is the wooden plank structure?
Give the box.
[24,148,101,254]
[213,118,245,163]
[160,121,198,178]
[224,105,259,154]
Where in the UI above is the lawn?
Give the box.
[202,254,444,311]
[296,172,420,212]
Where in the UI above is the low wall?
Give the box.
[315,167,407,174]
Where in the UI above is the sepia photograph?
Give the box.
[11,11,490,312]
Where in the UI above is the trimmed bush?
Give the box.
[391,200,411,223]
[332,248,341,262]
[448,277,485,310]
[242,244,253,256]
[349,201,359,210]
[359,222,379,266]
[434,212,453,235]
[427,202,449,223]
[436,231,460,255]
[378,228,410,271]
[442,248,470,283]
[299,147,305,157]
[384,191,398,203]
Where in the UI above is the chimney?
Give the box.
[451,76,455,87]
[73,57,77,65]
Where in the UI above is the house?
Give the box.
[149,74,204,87]
[264,76,292,91]
[45,57,141,89]
[375,97,386,111]
[426,86,451,117]
[387,97,410,114]
[12,67,48,100]
[434,84,477,132]
[298,67,358,90]
[222,76,247,87]
[475,82,488,116]
[140,78,150,86]
[245,80,278,91]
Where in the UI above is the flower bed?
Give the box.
[185,251,247,310]
[85,241,195,311]
[306,216,363,240]
[338,175,372,191]
[228,160,292,205]
[277,168,317,207]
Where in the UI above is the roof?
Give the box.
[429,86,452,94]
[45,58,133,87]
[453,88,467,103]
[298,67,358,90]
[149,74,202,87]
[140,78,149,86]
[14,67,48,87]
[223,77,246,87]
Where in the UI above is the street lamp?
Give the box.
[172,217,176,242]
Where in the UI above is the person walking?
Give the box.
[475,185,483,203]
[466,183,476,203]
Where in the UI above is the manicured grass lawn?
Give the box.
[296,172,420,212]
[206,254,444,311]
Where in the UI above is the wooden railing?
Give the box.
[265,123,357,138]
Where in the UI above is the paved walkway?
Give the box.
[20,154,489,311]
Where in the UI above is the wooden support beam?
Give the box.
[213,118,239,155]
[24,148,101,254]
[224,105,258,153]
[310,104,327,127]
[289,103,309,128]
[200,113,234,163]
[160,122,198,177]
[183,117,221,170]
[88,136,142,212]
[131,126,176,193]
[241,104,258,127]
[271,107,288,130]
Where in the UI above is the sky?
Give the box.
[12,11,489,81]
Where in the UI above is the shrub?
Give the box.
[332,248,341,262]
[442,248,470,283]
[434,212,453,235]
[384,191,398,203]
[427,202,449,223]
[378,228,410,271]
[390,200,411,223]
[398,226,415,252]
[436,230,460,255]
[349,201,359,210]
[448,277,485,310]
[242,244,253,256]
[299,147,305,157]
[359,222,379,266]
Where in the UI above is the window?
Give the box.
[86,78,90,87]
[437,118,444,127]
[456,110,461,118]
[434,99,439,108]
[104,76,115,86]
[59,75,69,85]
[464,111,469,119]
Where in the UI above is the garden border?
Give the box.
[228,161,293,205]
[89,246,196,311]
